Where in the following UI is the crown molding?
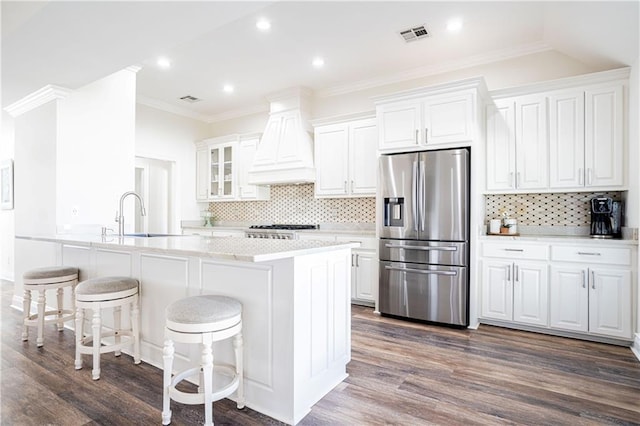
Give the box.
[136,95,211,122]
[316,41,553,98]
[4,85,73,117]
[206,103,269,123]
[126,65,142,73]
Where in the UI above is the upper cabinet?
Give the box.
[486,69,628,193]
[314,117,377,198]
[486,95,548,191]
[375,77,488,153]
[195,134,269,202]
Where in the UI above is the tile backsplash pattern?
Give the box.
[209,184,375,224]
[485,192,623,226]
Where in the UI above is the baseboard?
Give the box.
[632,333,640,362]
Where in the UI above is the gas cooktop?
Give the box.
[249,224,319,230]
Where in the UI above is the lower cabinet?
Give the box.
[550,265,632,339]
[481,259,548,326]
[481,240,635,342]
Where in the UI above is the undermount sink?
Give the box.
[123,233,183,237]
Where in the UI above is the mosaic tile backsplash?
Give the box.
[485,192,624,226]
[208,184,375,224]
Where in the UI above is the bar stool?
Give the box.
[162,295,244,426]
[22,266,79,347]
[74,276,141,380]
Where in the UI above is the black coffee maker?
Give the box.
[590,196,623,238]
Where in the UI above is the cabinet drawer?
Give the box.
[336,235,377,250]
[551,245,632,266]
[482,242,548,260]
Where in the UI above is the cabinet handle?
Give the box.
[515,264,519,282]
[504,248,524,252]
[351,254,355,267]
[510,172,515,188]
[344,181,347,192]
[577,252,601,256]
[351,180,354,193]
[415,129,419,144]
[591,270,595,289]
[581,270,586,288]
[356,254,360,267]
[587,168,593,185]
[516,172,521,188]
[424,128,429,144]
[578,168,584,186]
[507,265,511,281]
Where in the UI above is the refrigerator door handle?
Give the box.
[419,160,426,231]
[412,161,419,232]
[385,243,457,251]
[385,265,457,276]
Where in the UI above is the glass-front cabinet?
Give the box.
[209,143,234,198]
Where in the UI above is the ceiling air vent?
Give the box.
[399,25,429,43]
[179,95,201,103]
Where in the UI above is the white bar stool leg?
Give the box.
[132,295,141,364]
[233,332,245,409]
[36,290,45,347]
[202,336,214,426]
[75,305,84,370]
[91,308,102,380]
[56,287,64,331]
[113,305,122,356]
[162,339,174,426]
[22,289,31,341]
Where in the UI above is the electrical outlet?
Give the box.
[633,228,638,240]
[72,206,79,216]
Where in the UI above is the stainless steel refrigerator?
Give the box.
[378,148,470,326]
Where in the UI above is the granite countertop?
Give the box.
[16,234,359,262]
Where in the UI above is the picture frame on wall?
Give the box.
[1,159,14,210]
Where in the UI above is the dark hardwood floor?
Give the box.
[2,279,639,425]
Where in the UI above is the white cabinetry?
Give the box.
[548,84,624,189]
[481,242,549,326]
[298,232,377,306]
[314,117,377,198]
[375,77,486,153]
[550,246,632,340]
[195,134,269,202]
[486,95,548,191]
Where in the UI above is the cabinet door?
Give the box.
[377,100,422,152]
[549,265,588,332]
[589,268,632,339]
[196,149,209,201]
[237,138,269,200]
[209,146,221,198]
[481,260,513,321]
[314,123,349,197]
[486,100,516,191]
[585,85,624,188]
[515,95,548,190]
[353,251,376,303]
[513,261,548,326]
[349,119,377,196]
[548,90,585,189]
[423,92,474,145]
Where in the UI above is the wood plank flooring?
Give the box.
[2,279,639,425]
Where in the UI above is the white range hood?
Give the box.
[248,87,315,185]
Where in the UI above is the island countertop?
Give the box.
[15,234,359,262]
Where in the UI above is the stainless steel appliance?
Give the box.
[245,224,319,239]
[590,197,623,238]
[378,148,470,326]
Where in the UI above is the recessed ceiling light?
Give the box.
[223,84,234,93]
[446,18,463,32]
[312,57,325,68]
[156,57,171,69]
[256,18,271,31]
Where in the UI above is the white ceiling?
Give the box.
[3,1,638,122]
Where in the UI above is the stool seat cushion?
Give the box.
[24,266,78,280]
[166,295,241,326]
[76,276,138,296]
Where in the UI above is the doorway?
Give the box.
[135,157,175,234]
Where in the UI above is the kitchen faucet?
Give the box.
[115,191,147,236]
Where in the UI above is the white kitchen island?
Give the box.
[14,234,357,425]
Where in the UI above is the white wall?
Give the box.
[57,69,137,231]
[0,111,16,280]
[135,104,209,231]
